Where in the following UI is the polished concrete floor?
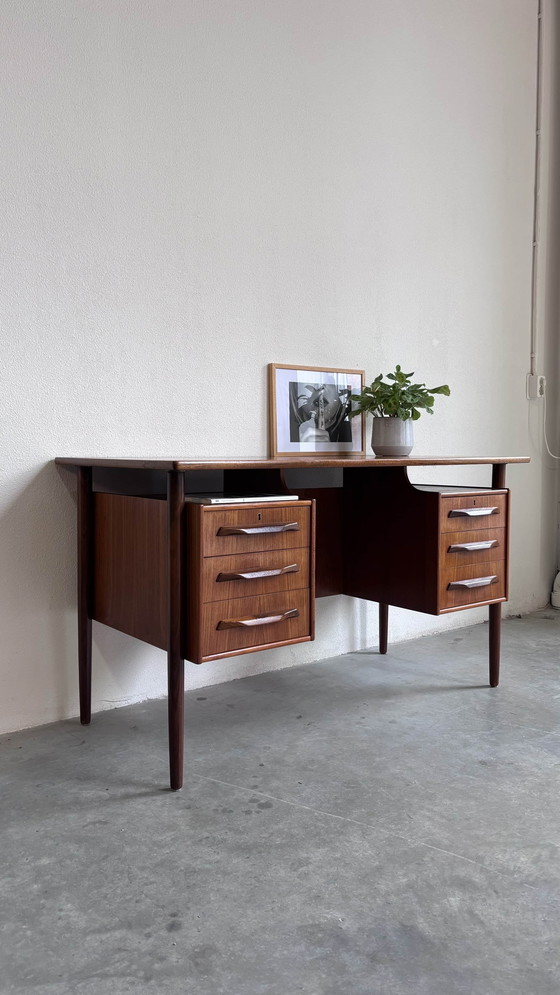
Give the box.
[1,610,560,994]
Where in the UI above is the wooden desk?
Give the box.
[56,455,529,789]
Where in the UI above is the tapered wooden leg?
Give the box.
[167,471,185,790]
[489,602,501,687]
[77,467,93,724]
[379,602,389,655]
[489,464,505,688]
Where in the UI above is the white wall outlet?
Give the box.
[527,373,546,399]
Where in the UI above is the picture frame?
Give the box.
[268,364,365,458]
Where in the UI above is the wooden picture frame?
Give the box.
[268,364,365,458]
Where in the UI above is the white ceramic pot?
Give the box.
[371,417,414,457]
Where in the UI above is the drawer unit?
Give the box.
[344,475,510,617]
[438,491,509,613]
[440,493,507,533]
[186,500,315,663]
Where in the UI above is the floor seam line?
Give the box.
[189,770,410,841]
[412,840,540,887]
[189,770,552,892]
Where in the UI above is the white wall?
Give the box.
[1,0,555,735]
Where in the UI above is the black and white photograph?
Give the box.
[269,364,364,457]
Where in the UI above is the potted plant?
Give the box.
[350,365,450,456]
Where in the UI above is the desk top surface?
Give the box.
[56,455,530,471]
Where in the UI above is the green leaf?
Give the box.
[350,365,450,420]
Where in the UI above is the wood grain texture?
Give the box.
[55,455,530,471]
[201,502,310,557]
[438,491,510,614]
[93,493,167,649]
[439,493,507,533]
[439,528,506,571]
[200,547,309,602]
[185,500,315,663]
[439,559,505,611]
[198,589,311,660]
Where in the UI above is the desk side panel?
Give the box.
[93,494,168,651]
[342,467,439,614]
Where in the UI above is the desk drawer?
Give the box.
[198,589,311,660]
[200,547,310,603]
[440,493,507,533]
[201,503,311,556]
[439,528,506,569]
[440,559,505,611]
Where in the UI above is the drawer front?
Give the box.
[439,528,506,569]
[201,547,310,603]
[201,503,311,556]
[440,493,507,533]
[440,559,505,611]
[199,589,311,660]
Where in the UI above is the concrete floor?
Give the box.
[1,611,560,995]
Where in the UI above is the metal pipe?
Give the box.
[529,0,543,376]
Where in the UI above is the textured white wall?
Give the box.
[0,0,554,734]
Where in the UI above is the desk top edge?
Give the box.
[55,456,531,470]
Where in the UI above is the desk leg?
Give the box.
[167,471,185,790]
[489,603,501,687]
[379,603,388,655]
[492,463,506,489]
[489,463,505,688]
[78,467,93,724]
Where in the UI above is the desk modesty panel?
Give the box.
[56,455,529,789]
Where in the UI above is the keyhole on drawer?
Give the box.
[258,512,262,520]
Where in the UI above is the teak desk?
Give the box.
[56,455,529,789]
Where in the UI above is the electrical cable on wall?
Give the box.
[543,392,560,460]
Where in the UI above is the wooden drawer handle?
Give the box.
[448,540,499,552]
[216,608,300,629]
[216,522,300,536]
[216,564,299,582]
[448,575,498,591]
[448,507,498,519]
